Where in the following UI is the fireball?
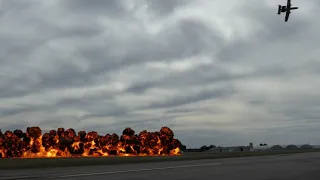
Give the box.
[0,126,182,158]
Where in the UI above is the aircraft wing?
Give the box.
[285,11,290,22]
[287,0,291,7]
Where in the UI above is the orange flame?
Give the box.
[0,126,181,158]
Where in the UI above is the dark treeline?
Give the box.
[182,145,216,152]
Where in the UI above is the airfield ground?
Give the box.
[1,151,320,180]
[0,149,319,170]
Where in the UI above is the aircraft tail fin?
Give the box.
[277,5,282,14]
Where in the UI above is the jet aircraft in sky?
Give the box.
[277,0,299,22]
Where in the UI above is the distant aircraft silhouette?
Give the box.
[277,0,299,22]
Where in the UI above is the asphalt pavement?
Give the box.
[1,152,320,180]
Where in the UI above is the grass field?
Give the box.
[0,149,319,170]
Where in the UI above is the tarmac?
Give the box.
[1,152,320,180]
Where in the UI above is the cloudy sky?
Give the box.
[1,0,319,148]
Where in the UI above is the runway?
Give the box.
[1,152,320,180]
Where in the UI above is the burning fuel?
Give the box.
[0,126,182,158]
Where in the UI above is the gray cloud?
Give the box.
[1,0,320,148]
[146,0,190,17]
[145,87,235,110]
[63,0,129,18]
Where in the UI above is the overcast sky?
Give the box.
[1,0,319,148]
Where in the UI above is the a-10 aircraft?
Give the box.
[277,0,299,22]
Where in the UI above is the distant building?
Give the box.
[270,145,284,150]
[254,145,272,151]
[234,146,251,152]
[253,144,320,151]
[222,147,238,152]
[206,143,319,153]
[311,145,320,149]
[206,145,251,152]
[286,144,299,149]
[300,144,313,149]
[206,146,223,152]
